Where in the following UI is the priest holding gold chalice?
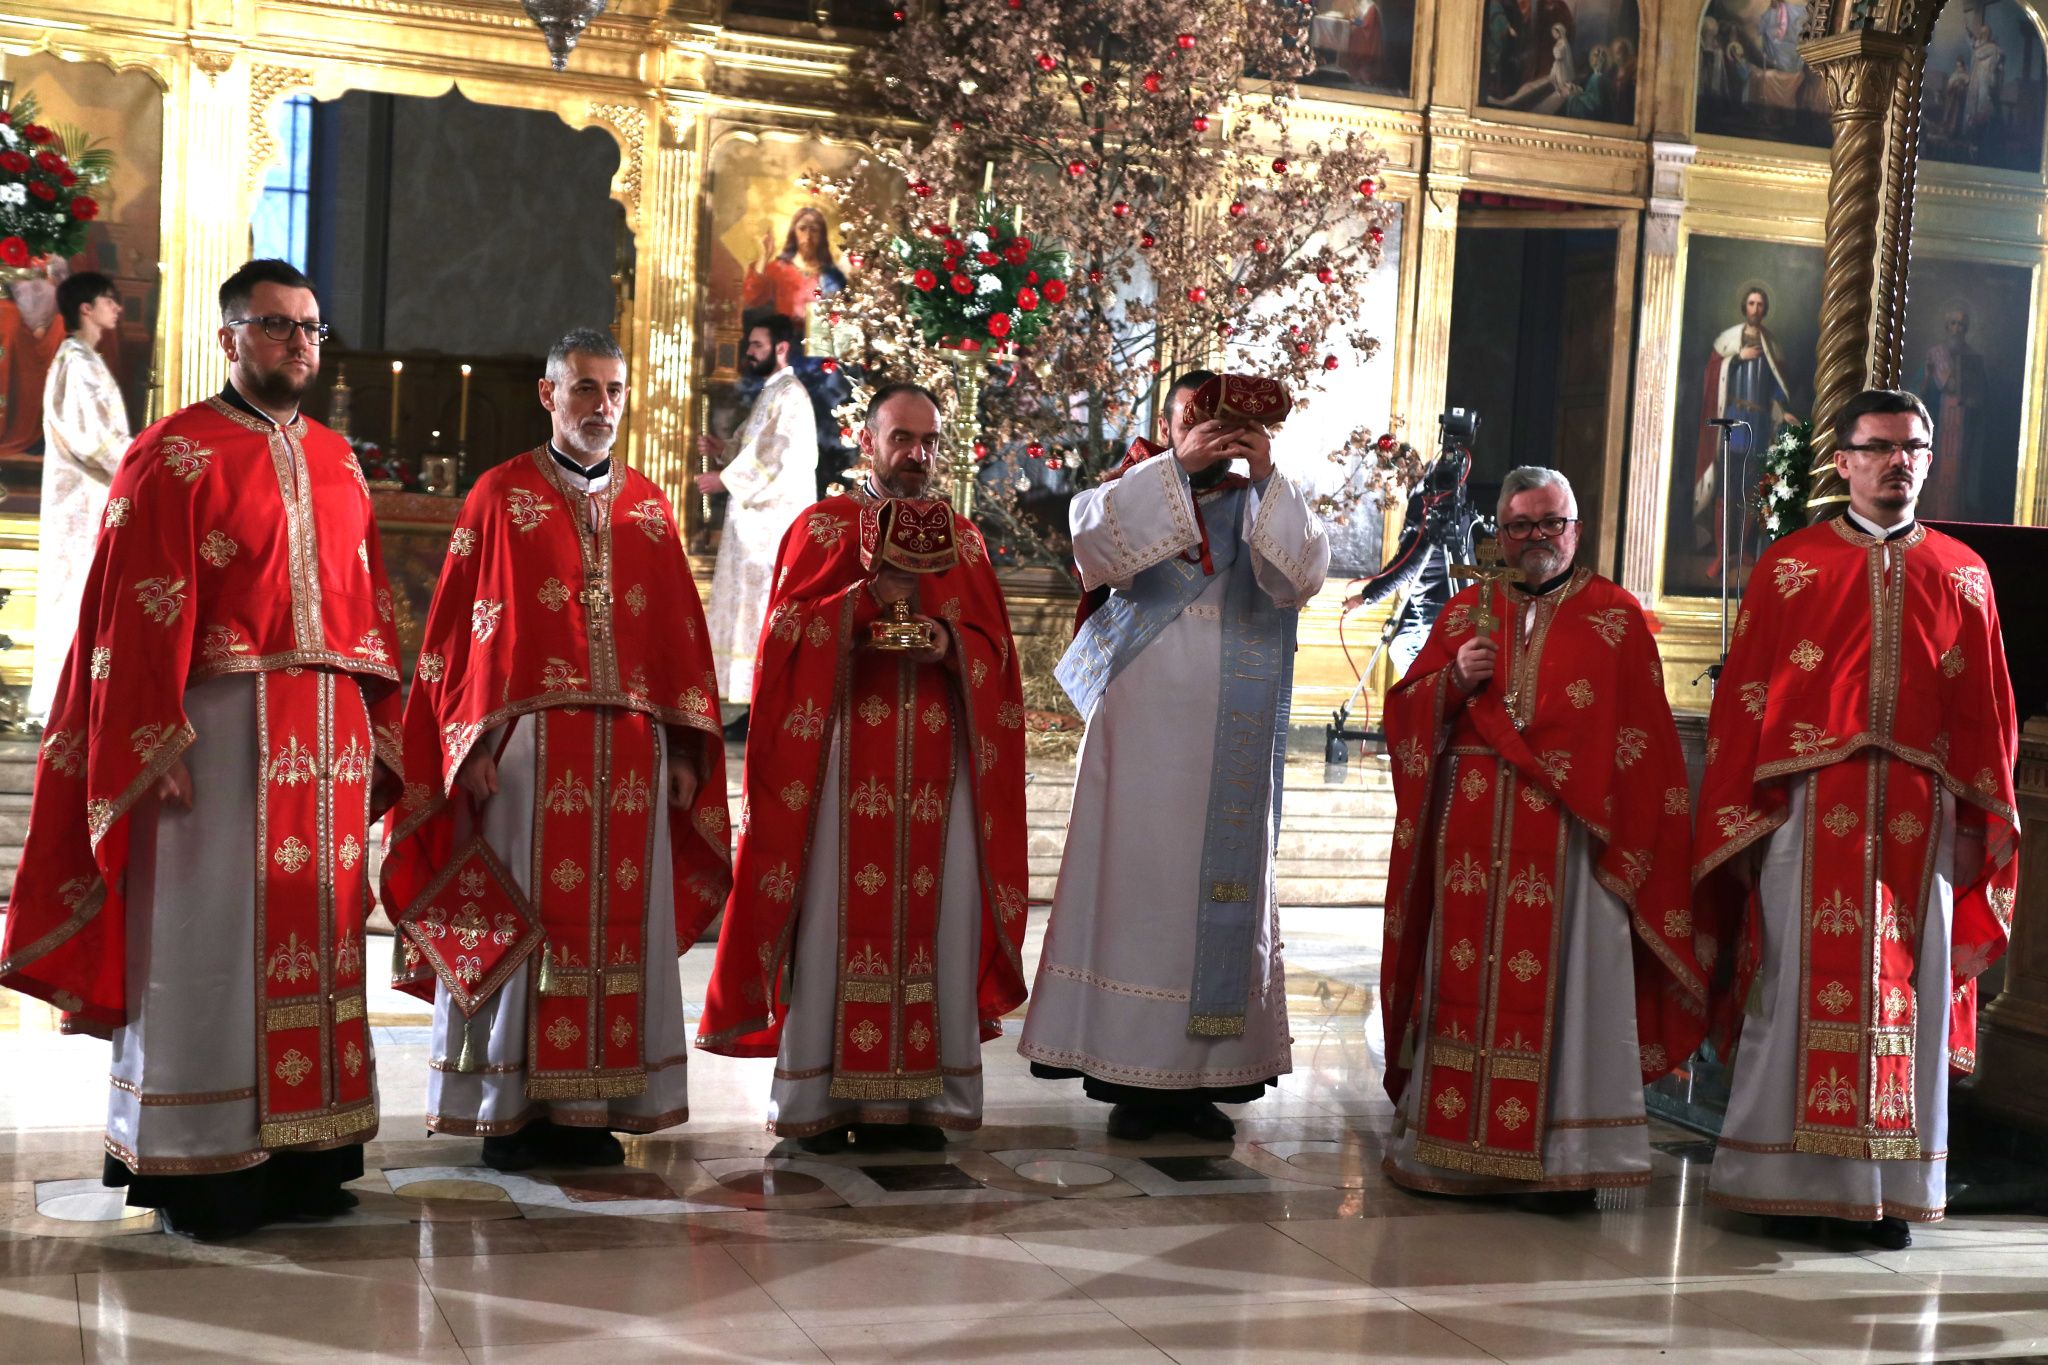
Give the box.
[696,382,1031,1153]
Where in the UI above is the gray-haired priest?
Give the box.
[1019,371,1328,1142]
[1377,466,1708,1203]
[383,328,732,1172]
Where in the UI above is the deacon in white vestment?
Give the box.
[1020,369,1329,1142]
[32,273,130,725]
[698,313,819,717]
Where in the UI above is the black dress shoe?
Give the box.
[1859,1216,1913,1250]
[797,1125,854,1155]
[1761,1214,1820,1241]
[273,1183,360,1220]
[1175,1101,1237,1142]
[1107,1103,1158,1141]
[548,1126,626,1167]
[159,1202,264,1241]
[896,1124,948,1152]
[482,1129,546,1172]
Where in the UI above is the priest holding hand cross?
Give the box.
[1378,466,1708,1203]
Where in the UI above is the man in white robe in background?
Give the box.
[32,270,130,725]
[697,312,818,739]
[1019,369,1329,1142]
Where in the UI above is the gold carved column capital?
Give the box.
[1795,28,1923,519]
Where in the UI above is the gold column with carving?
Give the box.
[175,49,265,407]
[1403,172,1462,439]
[1797,26,1924,518]
[637,98,702,516]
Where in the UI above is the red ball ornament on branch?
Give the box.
[1065,159,1089,179]
[821,358,840,373]
[1315,266,1335,284]
[1141,70,1164,93]
[1377,433,1398,452]
[1139,232,1156,249]
[1370,225,1386,245]
[1110,200,1132,219]
[1322,355,1340,371]
[973,440,990,459]
[1295,341,1311,355]
[1080,80,1095,94]
[1358,178,1378,198]
[1175,32,1196,48]
[1271,157,1289,174]
[1228,200,1247,218]
[911,180,933,197]
[847,251,865,269]
[1252,238,1270,253]
[1035,52,1058,71]
[1086,269,1104,284]
[1186,286,1208,303]
[1217,321,1235,336]
[1026,441,1045,458]
[1191,115,1210,132]
[988,313,1013,338]
[892,8,904,19]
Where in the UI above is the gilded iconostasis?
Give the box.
[0,0,2043,713]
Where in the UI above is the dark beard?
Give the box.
[1189,460,1233,491]
[244,360,314,410]
[744,354,777,380]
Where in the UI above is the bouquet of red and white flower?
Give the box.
[895,193,1069,352]
[0,97,102,271]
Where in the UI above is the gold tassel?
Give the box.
[537,945,555,996]
[454,1013,481,1074]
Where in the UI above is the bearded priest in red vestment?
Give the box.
[1697,389,2019,1250]
[383,329,731,1172]
[0,260,403,1239]
[1380,467,1709,1201]
[696,383,1030,1154]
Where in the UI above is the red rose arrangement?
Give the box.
[0,97,108,268]
[897,192,1069,351]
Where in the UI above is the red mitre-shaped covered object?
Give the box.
[860,497,960,574]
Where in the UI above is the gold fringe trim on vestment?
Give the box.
[1188,1014,1245,1037]
[1490,1055,1542,1082]
[260,1101,377,1149]
[1794,1130,1921,1160]
[1413,1137,1546,1182]
[1430,1040,1476,1071]
[827,1072,945,1100]
[526,1072,650,1101]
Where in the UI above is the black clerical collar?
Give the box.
[1523,566,1575,597]
[1847,508,1915,541]
[548,442,610,482]
[219,381,294,428]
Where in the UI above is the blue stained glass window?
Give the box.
[253,96,312,269]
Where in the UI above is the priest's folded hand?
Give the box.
[1175,420,1241,475]
[455,747,500,804]
[155,758,194,810]
[871,568,917,606]
[667,759,700,809]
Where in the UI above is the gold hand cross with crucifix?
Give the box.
[1448,540,1526,639]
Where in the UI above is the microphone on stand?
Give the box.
[1694,418,1752,691]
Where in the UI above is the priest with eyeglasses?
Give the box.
[1695,388,2018,1249]
[1378,466,1708,1203]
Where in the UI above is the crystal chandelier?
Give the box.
[520,0,608,70]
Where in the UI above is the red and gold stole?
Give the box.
[256,668,377,1149]
[828,646,959,1099]
[527,706,661,1099]
[1793,755,1938,1158]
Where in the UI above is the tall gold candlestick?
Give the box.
[389,359,404,450]
[458,363,472,446]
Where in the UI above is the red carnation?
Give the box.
[34,151,63,173]
[1016,287,1039,312]
[942,238,964,257]
[0,237,26,266]
[21,124,52,144]
[1002,242,1029,265]
[1042,279,1068,304]
[71,197,100,221]
[987,312,1013,338]
[912,267,938,291]
[29,182,54,201]
[58,170,76,187]
[950,273,973,294]
[976,251,999,267]
[0,152,28,174]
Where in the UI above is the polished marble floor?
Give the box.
[4,903,2048,1364]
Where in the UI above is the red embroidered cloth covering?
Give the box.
[1,397,402,1034]
[696,492,1030,1087]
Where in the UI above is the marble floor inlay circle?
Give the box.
[1012,1158,1117,1188]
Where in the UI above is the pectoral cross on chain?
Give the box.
[1448,540,1525,639]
